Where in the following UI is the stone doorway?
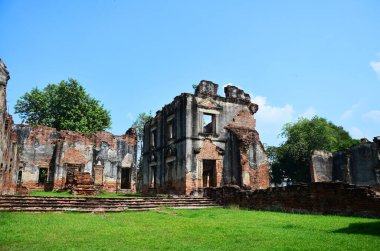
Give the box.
[121,168,131,189]
[202,159,216,187]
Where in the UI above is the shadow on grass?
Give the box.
[333,222,380,237]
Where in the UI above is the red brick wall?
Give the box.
[204,182,380,218]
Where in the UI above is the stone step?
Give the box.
[0,196,219,212]
[0,196,212,201]
[0,199,215,205]
[0,204,219,212]
[0,201,217,207]
[0,207,125,212]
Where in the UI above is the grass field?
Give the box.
[0,208,379,251]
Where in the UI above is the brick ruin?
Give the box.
[204,183,380,218]
[310,138,380,191]
[1,56,379,219]
[142,80,270,195]
[0,60,138,195]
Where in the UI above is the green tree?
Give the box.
[15,78,111,133]
[269,116,359,184]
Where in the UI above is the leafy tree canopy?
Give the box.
[269,116,359,184]
[15,78,111,133]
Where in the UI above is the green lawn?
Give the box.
[0,208,379,250]
[28,190,143,198]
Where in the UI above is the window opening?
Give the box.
[151,130,157,147]
[17,167,23,184]
[167,122,173,140]
[203,114,214,134]
[150,166,157,188]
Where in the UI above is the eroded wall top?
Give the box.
[0,59,10,85]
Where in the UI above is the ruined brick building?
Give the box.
[311,137,380,191]
[142,80,270,194]
[0,60,138,195]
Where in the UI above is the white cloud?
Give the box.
[370,60,380,77]
[340,103,360,120]
[253,96,294,125]
[370,53,380,79]
[300,107,316,119]
[363,110,380,124]
[252,96,294,145]
[341,109,353,120]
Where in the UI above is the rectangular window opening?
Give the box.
[151,130,157,147]
[203,114,214,134]
[17,167,23,184]
[150,166,157,188]
[167,122,173,140]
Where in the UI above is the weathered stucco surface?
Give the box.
[142,80,270,195]
[310,150,333,182]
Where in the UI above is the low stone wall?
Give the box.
[203,182,380,218]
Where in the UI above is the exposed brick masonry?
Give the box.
[204,182,380,218]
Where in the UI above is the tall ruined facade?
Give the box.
[0,59,138,195]
[142,80,269,195]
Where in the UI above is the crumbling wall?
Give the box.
[333,151,350,183]
[204,183,380,218]
[12,125,137,193]
[0,59,18,195]
[0,59,137,195]
[311,139,380,190]
[12,125,58,191]
[310,150,333,182]
[350,141,380,187]
[225,108,269,190]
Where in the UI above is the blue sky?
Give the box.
[1,0,379,146]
